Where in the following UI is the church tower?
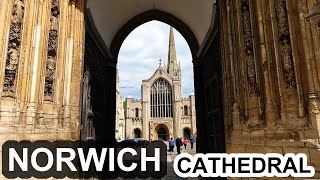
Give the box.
[167,27,183,139]
[167,27,181,78]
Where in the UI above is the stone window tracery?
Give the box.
[150,78,173,118]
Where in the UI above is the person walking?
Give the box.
[175,137,181,154]
[183,138,188,149]
[168,138,175,155]
[190,135,195,149]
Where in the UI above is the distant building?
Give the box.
[124,27,196,141]
[115,70,125,141]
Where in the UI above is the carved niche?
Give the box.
[274,0,296,89]
[3,0,25,97]
[241,0,257,95]
[44,0,60,101]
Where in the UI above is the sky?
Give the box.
[117,20,194,99]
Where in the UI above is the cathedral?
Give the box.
[124,27,196,141]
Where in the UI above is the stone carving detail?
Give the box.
[3,0,25,97]
[275,0,296,89]
[241,0,257,94]
[44,0,60,101]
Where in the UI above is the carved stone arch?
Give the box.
[154,124,169,140]
[110,9,199,61]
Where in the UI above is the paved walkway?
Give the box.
[110,142,198,180]
[165,143,197,180]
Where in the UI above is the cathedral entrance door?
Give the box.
[134,128,141,138]
[158,127,167,141]
[183,128,191,139]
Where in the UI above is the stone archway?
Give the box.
[158,127,167,141]
[109,9,199,60]
[183,127,191,139]
[84,2,225,154]
[105,9,202,141]
[154,124,169,141]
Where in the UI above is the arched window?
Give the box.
[184,105,188,115]
[150,78,173,118]
[135,108,139,117]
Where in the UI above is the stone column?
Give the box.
[63,0,83,135]
[70,0,85,139]
[286,0,306,118]
[255,0,278,128]
[299,0,320,128]
[172,79,181,139]
[224,0,241,131]
[25,0,50,126]
[190,94,196,136]
[125,98,132,138]
[62,0,75,130]
[298,0,320,92]
[141,81,149,139]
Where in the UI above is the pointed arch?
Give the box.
[110,9,199,61]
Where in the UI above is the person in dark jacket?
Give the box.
[175,137,181,154]
[190,135,195,149]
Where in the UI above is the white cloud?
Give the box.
[118,21,194,99]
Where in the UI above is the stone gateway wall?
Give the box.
[218,0,320,178]
[0,0,85,177]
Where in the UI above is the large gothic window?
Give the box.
[150,78,173,118]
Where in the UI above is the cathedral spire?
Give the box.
[167,26,178,76]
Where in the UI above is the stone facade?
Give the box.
[0,0,85,177]
[115,70,125,141]
[124,27,196,141]
[0,0,84,139]
[217,0,320,177]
